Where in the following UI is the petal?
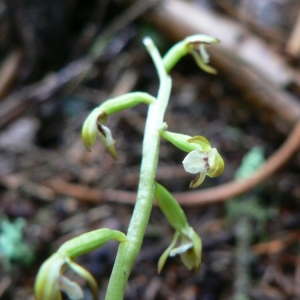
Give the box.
[182,150,210,174]
[169,242,193,257]
[59,275,84,300]
[190,49,217,74]
[185,34,219,45]
[158,232,180,273]
[199,44,210,63]
[187,136,211,151]
[66,258,98,300]
[98,125,117,159]
[206,148,224,178]
[81,109,100,151]
[180,249,199,272]
[99,125,115,147]
[180,230,202,272]
[34,253,64,300]
[189,172,206,188]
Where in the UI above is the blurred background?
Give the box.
[1,0,300,299]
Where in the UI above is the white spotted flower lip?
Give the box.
[182,136,224,188]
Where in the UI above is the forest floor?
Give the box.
[1,1,300,299]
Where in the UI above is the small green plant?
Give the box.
[0,217,34,271]
[34,35,224,300]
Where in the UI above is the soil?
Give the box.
[1,1,300,299]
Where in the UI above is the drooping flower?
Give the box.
[158,226,202,274]
[34,252,93,300]
[81,92,156,157]
[81,108,117,158]
[35,228,127,300]
[163,34,219,74]
[188,36,218,74]
[155,183,202,273]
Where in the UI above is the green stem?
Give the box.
[104,38,172,300]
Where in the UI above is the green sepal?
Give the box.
[81,107,101,151]
[187,135,211,151]
[158,231,180,273]
[66,258,98,300]
[34,253,65,300]
[178,227,202,272]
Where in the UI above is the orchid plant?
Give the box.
[34,35,224,300]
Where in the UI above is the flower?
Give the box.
[155,183,202,273]
[81,92,156,158]
[158,226,202,273]
[34,252,97,300]
[81,108,117,158]
[163,34,219,74]
[186,35,219,74]
[35,228,127,300]
[182,136,224,188]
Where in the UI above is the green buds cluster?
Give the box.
[155,183,201,273]
[163,34,219,74]
[160,130,224,188]
[82,92,156,157]
[34,228,127,300]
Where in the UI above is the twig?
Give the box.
[286,8,300,57]
[0,49,23,100]
[252,231,300,255]
[0,276,12,298]
[45,121,300,206]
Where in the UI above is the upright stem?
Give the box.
[105,38,172,300]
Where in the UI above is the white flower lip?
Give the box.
[182,149,218,174]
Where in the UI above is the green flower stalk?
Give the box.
[35,34,222,300]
